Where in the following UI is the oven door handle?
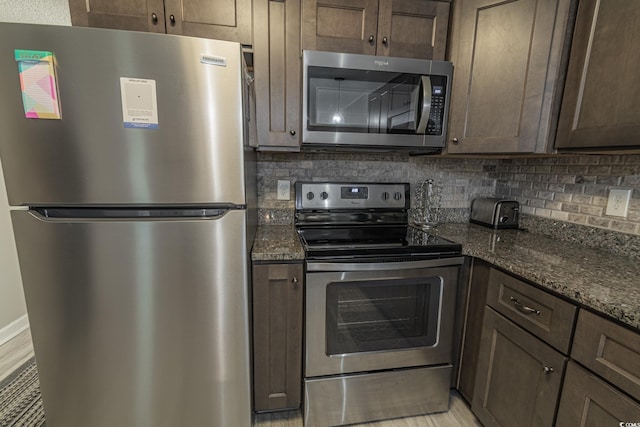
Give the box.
[306,256,464,272]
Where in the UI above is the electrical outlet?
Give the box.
[277,180,290,201]
[605,188,632,218]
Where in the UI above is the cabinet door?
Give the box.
[556,0,640,149]
[164,0,252,44]
[69,0,166,33]
[447,0,573,154]
[376,0,449,59]
[252,263,304,411]
[302,0,379,55]
[458,258,490,403]
[253,0,302,150]
[472,307,566,427]
[556,362,640,426]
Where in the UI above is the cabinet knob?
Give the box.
[169,14,176,25]
[452,137,460,144]
[292,277,299,284]
[151,13,158,23]
[368,35,375,44]
[382,36,388,45]
[543,366,554,374]
[289,130,296,136]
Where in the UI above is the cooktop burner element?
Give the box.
[295,182,462,260]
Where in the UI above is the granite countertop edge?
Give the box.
[252,223,640,331]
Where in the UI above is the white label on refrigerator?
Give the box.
[200,54,226,67]
[120,77,159,129]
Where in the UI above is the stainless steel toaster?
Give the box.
[470,198,520,229]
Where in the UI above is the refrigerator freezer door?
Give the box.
[11,209,251,427]
[0,23,247,206]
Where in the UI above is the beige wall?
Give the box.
[0,1,70,333]
[0,158,26,331]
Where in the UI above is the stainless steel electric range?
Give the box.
[295,182,464,427]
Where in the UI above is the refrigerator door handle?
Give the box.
[31,207,237,221]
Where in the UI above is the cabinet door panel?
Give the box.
[556,0,640,149]
[472,307,566,427]
[377,0,449,59]
[556,362,640,426]
[448,0,573,153]
[165,0,252,44]
[69,0,166,33]
[302,0,379,55]
[252,263,304,411]
[254,0,302,149]
[458,259,491,403]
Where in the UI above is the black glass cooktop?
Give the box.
[297,225,462,260]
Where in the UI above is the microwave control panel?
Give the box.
[426,75,447,136]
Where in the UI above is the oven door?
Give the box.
[305,257,462,378]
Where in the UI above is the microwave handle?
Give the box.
[416,75,432,134]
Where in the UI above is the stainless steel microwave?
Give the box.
[302,50,453,152]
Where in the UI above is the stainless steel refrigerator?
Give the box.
[0,23,256,427]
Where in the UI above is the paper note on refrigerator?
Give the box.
[14,50,61,119]
[120,77,159,129]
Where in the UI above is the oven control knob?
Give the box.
[381,191,390,201]
[394,192,402,201]
[320,191,329,200]
[306,192,315,200]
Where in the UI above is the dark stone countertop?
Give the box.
[431,223,640,331]
[252,223,640,330]
[251,225,304,262]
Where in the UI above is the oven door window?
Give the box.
[325,277,441,355]
[307,66,428,135]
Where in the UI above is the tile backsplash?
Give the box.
[257,152,498,224]
[495,155,640,235]
[256,152,640,236]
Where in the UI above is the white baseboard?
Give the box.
[0,315,29,347]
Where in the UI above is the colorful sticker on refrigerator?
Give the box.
[119,77,159,129]
[14,50,61,119]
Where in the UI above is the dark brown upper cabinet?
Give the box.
[447,0,575,154]
[253,0,302,150]
[69,0,252,45]
[556,0,640,150]
[302,0,450,60]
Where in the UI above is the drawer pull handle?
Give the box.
[543,366,554,374]
[510,297,541,315]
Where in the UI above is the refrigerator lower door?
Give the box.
[11,209,251,427]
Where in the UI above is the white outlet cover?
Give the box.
[277,180,290,201]
[605,188,632,217]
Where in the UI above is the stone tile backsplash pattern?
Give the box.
[257,152,496,224]
[257,152,640,236]
[494,155,640,235]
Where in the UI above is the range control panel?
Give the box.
[296,182,409,210]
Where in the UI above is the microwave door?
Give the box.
[416,76,432,134]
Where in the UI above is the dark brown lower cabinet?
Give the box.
[457,258,490,402]
[556,361,640,426]
[252,263,304,411]
[472,307,566,427]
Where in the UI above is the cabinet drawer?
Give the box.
[556,361,640,427]
[486,268,577,354]
[572,309,640,401]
